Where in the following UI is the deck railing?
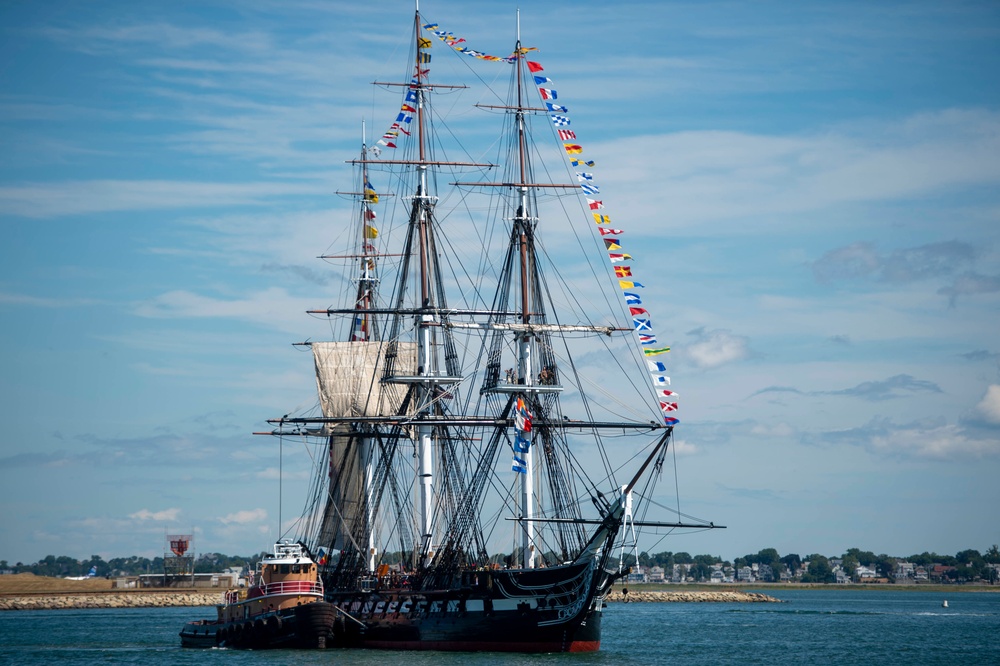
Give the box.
[260,580,323,596]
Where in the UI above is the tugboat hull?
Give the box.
[180,601,336,649]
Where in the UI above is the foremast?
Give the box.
[311,124,384,574]
[357,126,379,573]
[353,124,380,345]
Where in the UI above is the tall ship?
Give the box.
[202,4,720,653]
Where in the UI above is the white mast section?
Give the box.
[414,10,435,566]
[618,486,637,575]
[515,9,535,570]
[417,191,435,567]
[519,306,535,570]
[362,437,376,572]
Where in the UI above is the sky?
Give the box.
[1,0,999,566]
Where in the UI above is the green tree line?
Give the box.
[3,545,997,582]
[633,545,1000,583]
[0,551,266,578]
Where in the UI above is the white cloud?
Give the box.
[41,22,275,55]
[255,467,310,481]
[132,286,316,334]
[0,292,98,308]
[0,179,325,218]
[598,109,1000,232]
[972,385,1000,425]
[684,328,750,369]
[129,508,181,521]
[821,418,1000,459]
[751,422,796,438]
[867,423,998,459]
[135,287,285,319]
[670,439,698,456]
[219,508,268,525]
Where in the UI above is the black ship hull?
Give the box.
[327,597,603,652]
[320,560,610,652]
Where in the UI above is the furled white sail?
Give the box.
[312,341,415,551]
[312,341,415,418]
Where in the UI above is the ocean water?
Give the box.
[0,589,997,665]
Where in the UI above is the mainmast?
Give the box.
[324,8,490,573]
[513,13,536,570]
[413,7,437,569]
[400,7,487,569]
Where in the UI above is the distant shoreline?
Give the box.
[2,588,783,611]
[0,574,219,611]
[0,590,219,611]
[2,574,996,612]
[620,582,1000,594]
[604,590,781,603]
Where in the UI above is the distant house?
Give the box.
[894,561,915,581]
[914,567,929,581]
[737,566,754,582]
[835,569,850,584]
[798,560,810,579]
[648,565,665,583]
[855,565,878,580]
[710,570,725,583]
[930,565,956,580]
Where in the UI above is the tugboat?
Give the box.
[180,540,335,649]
